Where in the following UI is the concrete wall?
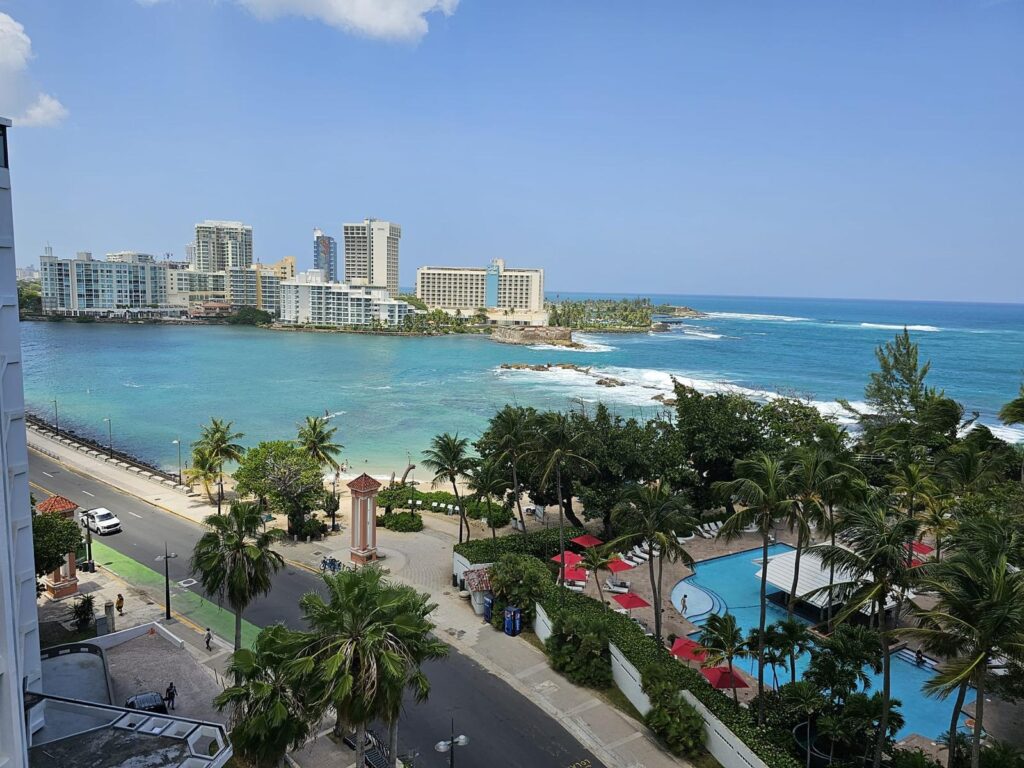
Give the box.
[452,552,494,590]
[608,641,652,716]
[534,603,554,644]
[682,690,770,768]
[90,622,186,651]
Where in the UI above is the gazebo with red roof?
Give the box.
[348,473,382,564]
[37,495,78,518]
[36,495,81,599]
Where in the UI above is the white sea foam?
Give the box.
[680,329,724,340]
[325,410,346,420]
[985,423,1024,444]
[529,334,615,353]
[860,323,941,333]
[706,312,810,323]
[122,380,143,388]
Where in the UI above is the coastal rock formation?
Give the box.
[652,393,678,406]
[491,325,577,347]
[595,377,625,387]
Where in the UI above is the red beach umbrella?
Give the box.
[551,552,582,566]
[670,637,707,663]
[571,534,604,548]
[612,593,650,611]
[701,667,748,690]
[910,541,934,555]
[562,567,588,582]
[606,559,634,574]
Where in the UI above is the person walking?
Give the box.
[115,594,124,616]
[164,682,177,711]
[204,628,212,651]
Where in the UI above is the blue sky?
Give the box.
[1,0,1021,301]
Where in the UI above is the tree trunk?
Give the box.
[355,722,367,768]
[652,542,663,643]
[757,529,769,726]
[556,467,566,586]
[789,527,803,619]
[486,497,496,539]
[971,669,985,768]
[729,659,738,704]
[511,462,528,537]
[827,504,836,632]
[562,485,584,528]
[947,680,969,768]
[805,718,813,768]
[594,573,606,608]
[873,597,890,768]
[388,718,399,768]
[451,479,469,543]
[333,709,344,737]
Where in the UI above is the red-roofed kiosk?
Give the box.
[348,474,382,564]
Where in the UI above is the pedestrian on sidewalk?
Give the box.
[115,594,124,615]
[204,628,212,651]
[164,682,177,711]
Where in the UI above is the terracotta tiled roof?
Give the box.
[36,495,78,514]
[463,567,491,592]
[347,473,382,493]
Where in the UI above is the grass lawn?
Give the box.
[91,540,261,648]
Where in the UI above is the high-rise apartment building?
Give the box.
[343,218,400,296]
[192,220,253,272]
[40,251,174,316]
[416,259,545,313]
[0,115,44,767]
[279,270,414,327]
[313,229,338,282]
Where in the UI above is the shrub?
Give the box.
[488,554,553,629]
[545,611,613,688]
[379,512,423,532]
[293,517,326,540]
[643,663,706,757]
[892,749,942,768]
[454,526,584,565]
[70,594,95,631]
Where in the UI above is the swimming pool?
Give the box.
[670,544,973,740]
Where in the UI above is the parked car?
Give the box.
[124,692,167,714]
[81,507,122,535]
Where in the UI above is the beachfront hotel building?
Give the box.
[343,218,400,296]
[415,259,546,324]
[192,220,253,272]
[40,251,178,317]
[313,228,338,282]
[279,270,415,327]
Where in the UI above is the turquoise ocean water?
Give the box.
[21,295,1024,474]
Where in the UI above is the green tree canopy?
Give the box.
[234,441,324,528]
[32,511,83,576]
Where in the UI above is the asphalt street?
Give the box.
[30,450,605,768]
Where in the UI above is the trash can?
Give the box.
[483,595,494,623]
[503,606,522,637]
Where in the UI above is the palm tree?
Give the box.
[697,612,748,704]
[811,504,919,768]
[760,629,788,690]
[296,415,343,471]
[532,412,595,580]
[294,567,444,768]
[214,624,316,768]
[195,417,245,482]
[466,458,510,539]
[190,502,285,662]
[185,445,220,501]
[485,405,536,536]
[782,681,825,768]
[999,385,1024,482]
[774,617,812,685]
[715,453,797,725]
[579,546,614,608]
[941,444,1000,497]
[920,494,956,562]
[422,432,476,543]
[611,480,697,643]
[900,549,1024,768]
[786,447,834,619]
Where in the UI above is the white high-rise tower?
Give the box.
[343,218,400,296]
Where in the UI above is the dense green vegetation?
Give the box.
[400,308,483,334]
[547,297,654,329]
[227,306,274,325]
[17,279,42,316]
[397,293,428,310]
[31,510,82,576]
[450,329,1024,768]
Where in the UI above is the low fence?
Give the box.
[608,641,652,716]
[534,602,554,644]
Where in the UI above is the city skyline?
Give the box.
[1,2,1022,302]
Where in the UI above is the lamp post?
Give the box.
[331,471,339,532]
[434,720,468,768]
[155,543,178,621]
[103,417,112,457]
[216,478,224,515]
[53,399,59,436]
[172,439,182,485]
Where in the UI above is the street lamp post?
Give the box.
[103,417,112,457]
[434,719,468,768]
[53,399,59,436]
[172,439,182,485]
[155,543,178,621]
[331,471,339,532]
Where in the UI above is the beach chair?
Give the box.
[620,553,641,567]
[630,546,650,561]
[697,524,714,539]
[604,579,630,594]
[564,583,584,593]
[709,521,723,535]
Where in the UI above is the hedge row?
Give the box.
[454,526,585,564]
[378,484,511,528]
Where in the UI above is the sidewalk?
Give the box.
[30,425,687,768]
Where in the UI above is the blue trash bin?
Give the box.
[504,606,522,637]
[483,595,494,623]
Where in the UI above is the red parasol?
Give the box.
[562,567,588,582]
[606,559,634,573]
[612,593,651,610]
[701,667,748,689]
[551,552,582,566]
[911,541,934,555]
[571,534,604,548]
[670,637,707,663]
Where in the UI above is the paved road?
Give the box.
[30,451,605,768]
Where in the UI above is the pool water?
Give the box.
[670,544,973,740]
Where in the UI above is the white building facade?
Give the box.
[192,220,253,273]
[279,270,415,327]
[0,115,44,768]
[416,259,545,312]
[343,219,400,296]
[40,251,176,316]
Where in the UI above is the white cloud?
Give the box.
[0,12,68,127]
[234,0,460,41]
[18,93,69,127]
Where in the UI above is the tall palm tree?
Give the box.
[697,612,748,704]
[920,495,956,562]
[185,445,220,501]
[611,480,697,643]
[811,504,919,768]
[466,458,510,539]
[999,385,1024,482]
[190,502,285,662]
[715,453,797,725]
[214,624,316,768]
[532,412,595,580]
[296,415,343,471]
[195,417,246,474]
[900,549,1024,768]
[941,444,1000,497]
[782,681,825,768]
[785,447,833,619]
[485,405,536,536]
[422,432,476,543]
[579,546,614,608]
[293,567,443,768]
[774,617,812,685]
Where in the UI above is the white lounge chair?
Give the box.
[604,579,630,594]
[563,583,584,593]
[697,524,714,538]
[631,547,650,562]
[709,521,723,535]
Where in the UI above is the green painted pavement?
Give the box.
[91,540,261,649]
